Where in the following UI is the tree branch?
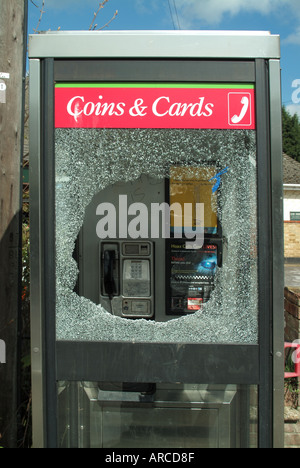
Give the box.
[32,0,45,34]
[89,0,117,31]
[97,10,118,30]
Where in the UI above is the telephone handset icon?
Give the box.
[231,96,249,124]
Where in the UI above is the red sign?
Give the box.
[55,84,256,130]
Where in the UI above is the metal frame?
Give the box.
[29,30,280,59]
[269,59,285,448]
[29,58,44,448]
[29,31,283,448]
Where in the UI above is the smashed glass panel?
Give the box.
[55,128,258,344]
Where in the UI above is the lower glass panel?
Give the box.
[57,382,258,448]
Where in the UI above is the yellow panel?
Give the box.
[170,166,218,232]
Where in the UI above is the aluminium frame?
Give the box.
[29,31,283,448]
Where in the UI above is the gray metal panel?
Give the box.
[269,59,284,449]
[54,59,256,83]
[255,59,273,448]
[56,341,260,385]
[41,59,58,449]
[28,30,280,59]
[29,59,45,449]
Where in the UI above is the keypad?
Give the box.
[130,262,143,279]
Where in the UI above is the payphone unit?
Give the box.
[100,240,154,318]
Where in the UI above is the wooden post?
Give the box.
[0,0,27,448]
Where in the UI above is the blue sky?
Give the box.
[28,0,300,117]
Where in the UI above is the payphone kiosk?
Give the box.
[29,31,284,448]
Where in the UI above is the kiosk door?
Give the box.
[54,80,259,448]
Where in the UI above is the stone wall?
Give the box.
[284,222,300,260]
[284,287,300,343]
[285,410,300,449]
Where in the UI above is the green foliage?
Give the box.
[282,106,300,162]
[22,223,30,305]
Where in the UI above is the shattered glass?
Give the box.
[55,128,258,344]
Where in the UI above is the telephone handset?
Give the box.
[100,241,154,319]
[103,249,118,300]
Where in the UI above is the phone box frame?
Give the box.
[29,31,284,448]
